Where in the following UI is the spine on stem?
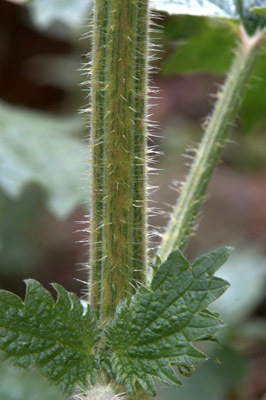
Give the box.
[90,0,109,314]
[90,0,150,322]
[158,27,263,262]
[101,0,138,320]
[132,0,149,288]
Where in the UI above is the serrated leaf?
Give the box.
[105,248,231,395]
[0,280,99,395]
[0,102,90,218]
[0,362,66,400]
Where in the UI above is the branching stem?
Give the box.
[158,27,264,262]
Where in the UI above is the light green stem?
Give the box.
[158,27,263,262]
[90,0,109,314]
[132,0,149,288]
[101,0,139,321]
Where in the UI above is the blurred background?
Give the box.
[0,1,266,399]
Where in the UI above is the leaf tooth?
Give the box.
[52,283,72,315]
[192,247,233,277]
[156,363,182,387]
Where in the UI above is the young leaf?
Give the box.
[105,248,231,395]
[0,280,99,395]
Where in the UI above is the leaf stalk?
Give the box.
[158,26,264,262]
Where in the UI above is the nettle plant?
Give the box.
[1,0,266,399]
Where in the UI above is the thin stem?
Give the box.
[90,0,109,314]
[101,0,138,321]
[132,0,149,288]
[158,27,264,262]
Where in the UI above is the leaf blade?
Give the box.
[105,249,230,395]
[0,280,99,395]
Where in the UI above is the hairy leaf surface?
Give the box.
[106,248,231,395]
[0,280,99,395]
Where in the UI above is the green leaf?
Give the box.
[153,0,266,35]
[105,248,231,395]
[152,0,237,18]
[0,280,99,395]
[0,362,66,400]
[163,17,235,75]
[252,6,266,15]
[0,102,90,218]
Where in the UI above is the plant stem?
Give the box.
[158,27,264,262]
[90,0,109,315]
[100,0,146,322]
[132,0,149,288]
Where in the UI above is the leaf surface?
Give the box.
[0,102,90,218]
[0,280,99,395]
[105,248,231,395]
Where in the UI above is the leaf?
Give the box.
[152,0,266,34]
[152,0,237,18]
[0,102,90,218]
[251,6,266,15]
[0,280,99,395]
[27,0,94,29]
[163,17,235,75]
[105,248,231,395]
[0,362,66,400]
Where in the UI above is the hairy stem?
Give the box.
[158,27,264,262]
[90,0,109,314]
[132,0,149,288]
[100,0,140,321]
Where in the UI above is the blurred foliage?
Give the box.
[0,102,90,218]
[27,0,93,29]
[153,0,266,35]
[211,248,266,324]
[162,15,266,133]
[0,187,47,276]
[0,362,66,400]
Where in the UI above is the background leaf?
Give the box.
[0,280,99,395]
[0,102,90,218]
[0,363,66,400]
[106,248,230,395]
[162,15,266,132]
[27,0,94,29]
[152,0,237,18]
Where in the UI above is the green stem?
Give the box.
[101,0,139,321]
[90,0,109,314]
[158,27,264,262]
[132,0,149,288]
